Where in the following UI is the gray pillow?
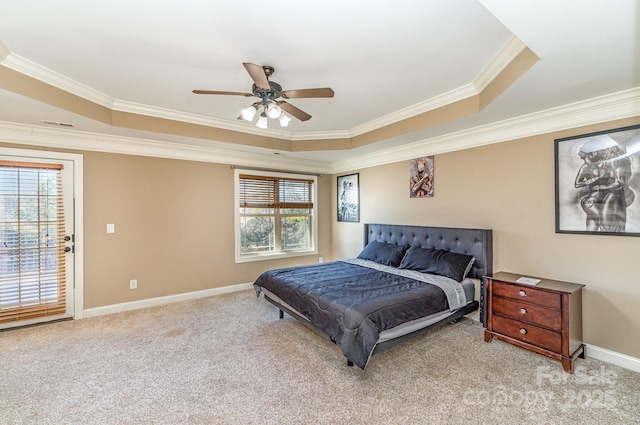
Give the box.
[398,245,475,282]
[357,241,409,268]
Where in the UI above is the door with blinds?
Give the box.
[0,157,75,329]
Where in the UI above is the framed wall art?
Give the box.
[555,124,640,236]
[337,173,359,222]
[409,156,434,198]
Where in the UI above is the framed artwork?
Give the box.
[337,173,359,222]
[555,124,640,236]
[409,156,434,198]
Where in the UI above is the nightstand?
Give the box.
[483,271,585,373]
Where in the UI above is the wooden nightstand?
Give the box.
[483,271,585,373]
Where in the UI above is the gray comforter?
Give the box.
[253,259,466,369]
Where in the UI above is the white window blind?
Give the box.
[0,161,67,324]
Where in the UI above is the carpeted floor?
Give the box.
[1,290,639,425]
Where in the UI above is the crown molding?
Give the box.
[0,39,10,62]
[0,47,296,139]
[473,36,526,92]
[1,51,114,108]
[290,129,352,141]
[0,120,333,174]
[113,100,354,141]
[111,99,295,139]
[348,84,478,137]
[2,87,638,175]
[0,37,528,143]
[347,36,528,138]
[328,87,640,174]
[2,39,636,173]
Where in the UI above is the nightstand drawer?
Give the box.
[492,296,562,330]
[493,316,561,353]
[492,281,561,309]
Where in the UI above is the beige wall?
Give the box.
[82,152,332,308]
[330,117,640,359]
[0,143,332,309]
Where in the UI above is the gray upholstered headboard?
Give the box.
[364,223,493,280]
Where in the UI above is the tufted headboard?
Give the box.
[364,223,493,280]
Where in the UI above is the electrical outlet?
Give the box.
[129,279,137,289]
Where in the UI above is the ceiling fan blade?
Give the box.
[281,88,334,99]
[242,62,270,90]
[279,101,312,121]
[192,90,253,96]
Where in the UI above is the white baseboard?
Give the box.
[465,314,640,373]
[585,344,640,373]
[83,282,254,318]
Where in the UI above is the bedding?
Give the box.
[356,240,409,267]
[253,223,493,369]
[257,278,476,341]
[398,245,475,282]
[253,258,467,369]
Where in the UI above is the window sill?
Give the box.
[235,248,318,264]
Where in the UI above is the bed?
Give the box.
[253,223,493,369]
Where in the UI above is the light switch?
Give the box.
[106,223,115,233]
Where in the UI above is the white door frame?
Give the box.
[0,146,84,319]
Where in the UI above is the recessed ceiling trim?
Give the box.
[290,130,352,141]
[0,35,534,145]
[0,120,332,174]
[327,86,640,174]
[1,50,114,108]
[348,84,478,138]
[2,87,638,176]
[473,36,527,92]
[348,36,528,138]
[112,99,292,139]
[0,39,9,61]
[0,48,348,143]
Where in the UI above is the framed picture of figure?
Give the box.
[337,173,359,222]
[555,124,640,236]
[409,156,434,198]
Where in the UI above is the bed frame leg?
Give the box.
[279,309,284,319]
[347,359,354,367]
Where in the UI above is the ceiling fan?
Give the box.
[193,62,334,128]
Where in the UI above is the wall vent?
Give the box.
[40,120,74,128]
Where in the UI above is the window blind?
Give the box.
[0,161,67,324]
[239,174,314,209]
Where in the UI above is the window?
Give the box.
[234,169,317,262]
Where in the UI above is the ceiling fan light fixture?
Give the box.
[278,113,291,127]
[241,105,257,121]
[256,113,268,129]
[193,62,334,128]
[266,103,282,119]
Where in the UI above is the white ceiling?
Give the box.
[0,0,639,171]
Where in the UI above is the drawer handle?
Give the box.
[520,328,527,335]
[518,290,527,297]
[519,308,527,315]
